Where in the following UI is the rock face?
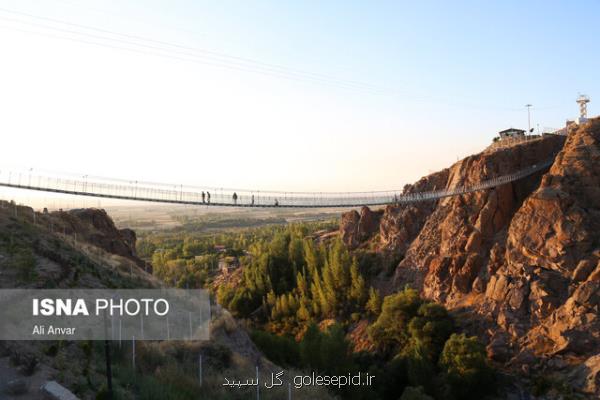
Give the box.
[379,168,449,255]
[341,119,600,396]
[570,354,600,396]
[340,206,382,249]
[395,133,565,303]
[46,208,147,268]
[485,119,600,392]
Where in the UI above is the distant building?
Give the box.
[498,128,526,140]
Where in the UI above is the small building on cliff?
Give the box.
[498,128,525,140]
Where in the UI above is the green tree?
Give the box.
[288,237,305,270]
[303,239,320,276]
[349,258,367,308]
[296,301,310,321]
[299,323,354,375]
[368,287,422,353]
[366,287,382,316]
[296,271,308,298]
[319,324,353,375]
[321,260,339,316]
[408,303,454,361]
[216,285,235,309]
[439,333,494,399]
[299,323,322,369]
[403,340,436,388]
[251,330,300,367]
[228,288,261,317]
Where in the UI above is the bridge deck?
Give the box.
[0,160,554,208]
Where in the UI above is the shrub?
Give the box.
[319,323,353,375]
[44,343,59,357]
[366,287,382,317]
[403,341,436,388]
[368,287,422,353]
[198,342,232,370]
[251,330,299,367]
[439,333,495,399]
[407,302,454,361]
[136,343,168,374]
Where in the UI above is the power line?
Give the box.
[0,24,395,97]
[0,7,390,94]
[0,7,564,111]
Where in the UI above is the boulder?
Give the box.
[40,381,79,400]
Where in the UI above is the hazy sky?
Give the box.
[1,0,598,205]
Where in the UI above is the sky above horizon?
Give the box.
[1,0,599,207]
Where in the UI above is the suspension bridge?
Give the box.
[0,160,554,209]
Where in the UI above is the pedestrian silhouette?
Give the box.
[251,194,255,205]
[207,191,211,204]
[233,192,238,205]
[201,191,205,203]
[274,199,279,207]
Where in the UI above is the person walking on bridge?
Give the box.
[233,192,238,205]
[201,191,205,203]
[207,191,211,204]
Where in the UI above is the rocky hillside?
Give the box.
[341,118,600,397]
[0,202,299,399]
[39,208,147,269]
[0,201,152,289]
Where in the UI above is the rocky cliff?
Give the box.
[340,206,383,249]
[341,118,600,396]
[43,208,147,269]
[0,202,151,288]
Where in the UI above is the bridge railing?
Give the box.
[0,160,554,208]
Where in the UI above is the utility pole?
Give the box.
[103,311,113,399]
[525,104,533,133]
[198,354,203,386]
[256,366,260,400]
